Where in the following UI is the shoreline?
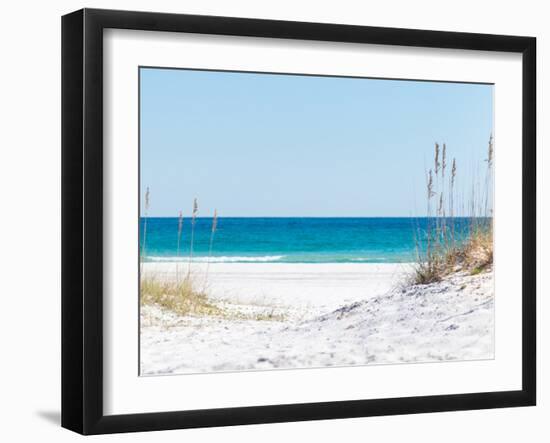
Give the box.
[142,262,413,316]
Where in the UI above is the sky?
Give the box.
[140,67,493,217]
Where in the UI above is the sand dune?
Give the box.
[140,263,494,375]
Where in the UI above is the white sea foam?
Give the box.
[147,255,285,263]
[350,257,385,262]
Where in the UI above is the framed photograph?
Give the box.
[61,8,536,435]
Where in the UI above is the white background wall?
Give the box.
[0,0,545,441]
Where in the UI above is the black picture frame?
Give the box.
[62,8,536,435]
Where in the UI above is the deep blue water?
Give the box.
[139,217,482,264]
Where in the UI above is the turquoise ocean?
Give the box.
[140,217,478,264]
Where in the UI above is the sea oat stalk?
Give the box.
[450,158,457,244]
[204,209,218,288]
[484,134,494,218]
[433,142,442,240]
[176,210,183,282]
[434,142,440,176]
[187,198,198,276]
[441,144,448,246]
[140,187,150,273]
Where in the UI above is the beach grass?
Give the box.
[140,272,288,321]
[140,195,222,317]
[140,274,223,317]
[413,136,494,284]
[139,194,286,321]
[413,227,493,284]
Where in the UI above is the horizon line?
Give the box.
[139,215,492,219]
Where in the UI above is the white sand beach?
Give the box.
[140,262,494,375]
